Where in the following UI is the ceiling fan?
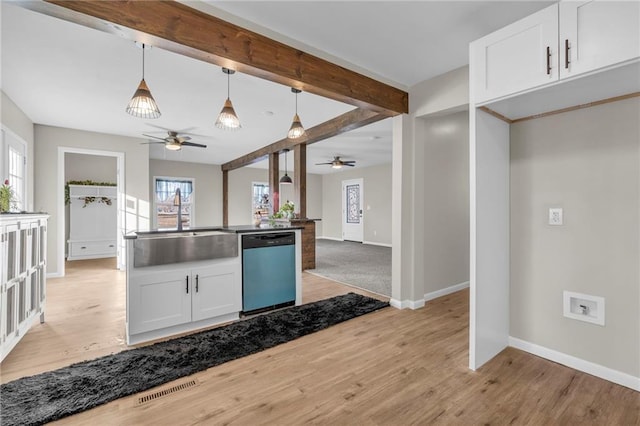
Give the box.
[141,130,207,151]
[315,156,356,169]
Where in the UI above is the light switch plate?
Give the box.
[549,208,563,225]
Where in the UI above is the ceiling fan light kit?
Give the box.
[215,68,241,130]
[165,142,182,151]
[287,88,306,139]
[142,130,207,151]
[279,148,293,184]
[316,156,357,169]
[126,43,161,119]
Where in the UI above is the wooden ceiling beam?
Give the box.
[24,0,408,115]
[221,108,387,171]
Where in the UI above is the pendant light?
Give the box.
[280,148,293,184]
[287,88,305,139]
[215,68,241,130]
[126,43,161,119]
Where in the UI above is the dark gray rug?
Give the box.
[0,293,388,426]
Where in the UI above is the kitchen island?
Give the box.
[124,225,302,345]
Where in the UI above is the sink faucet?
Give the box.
[173,187,183,231]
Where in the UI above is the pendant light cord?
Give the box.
[141,43,145,79]
[295,91,298,114]
[227,71,230,99]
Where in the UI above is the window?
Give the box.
[2,128,27,211]
[153,177,194,229]
[252,182,270,216]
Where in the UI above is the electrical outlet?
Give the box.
[549,208,563,225]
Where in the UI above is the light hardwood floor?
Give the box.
[1,259,638,425]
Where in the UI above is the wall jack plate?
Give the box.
[563,291,605,326]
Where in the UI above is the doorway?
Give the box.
[342,178,364,242]
[57,147,125,276]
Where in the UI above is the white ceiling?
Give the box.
[1,1,551,175]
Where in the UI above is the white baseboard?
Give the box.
[390,298,425,310]
[424,281,469,302]
[362,240,392,248]
[509,336,640,392]
[46,272,63,278]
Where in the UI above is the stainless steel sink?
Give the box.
[133,230,238,267]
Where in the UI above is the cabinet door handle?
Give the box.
[564,39,570,69]
[546,46,551,75]
[195,274,199,293]
[186,275,189,294]
[81,246,86,249]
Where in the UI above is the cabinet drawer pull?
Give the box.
[195,274,199,293]
[81,246,87,249]
[186,275,189,294]
[564,39,570,69]
[546,46,551,75]
[108,244,115,248]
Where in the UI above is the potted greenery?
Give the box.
[0,179,17,213]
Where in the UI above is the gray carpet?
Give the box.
[0,293,388,426]
[312,239,392,296]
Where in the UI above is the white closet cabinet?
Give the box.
[472,1,640,105]
[559,1,640,79]
[471,4,559,104]
[1,214,48,362]
[67,185,117,260]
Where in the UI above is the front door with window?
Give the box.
[342,178,363,242]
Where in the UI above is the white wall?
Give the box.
[65,153,117,182]
[421,111,470,295]
[228,166,322,232]
[35,125,150,275]
[510,97,640,377]
[412,66,468,118]
[1,90,34,211]
[321,163,392,246]
[149,159,222,227]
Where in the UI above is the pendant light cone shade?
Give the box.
[126,79,161,119]
[126,43,161,119]
[215,68,241,130]
[287,113,305,139]
[280,149,293,184]
[287,88,305,139]
[215,98,241,130]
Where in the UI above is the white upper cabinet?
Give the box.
[471,4,559,104]
[472,1,640,105]
[559,1,640,79]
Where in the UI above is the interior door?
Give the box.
[342,178,363,242]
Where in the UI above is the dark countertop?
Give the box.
[124,225,303,239]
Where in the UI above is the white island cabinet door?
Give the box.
[129,269,191,335]
[472,4,559,104]
[191,263,241,322]
[560,1,640,79]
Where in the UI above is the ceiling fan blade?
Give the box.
[315,162,333,165]
[343,161,356,164]
[177,136,192,143]
[143,134,168,141]
[344,163,356,167]
[140,141,166,145]
[181,141,207,148]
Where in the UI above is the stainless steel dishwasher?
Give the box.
[242,232,296,314]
